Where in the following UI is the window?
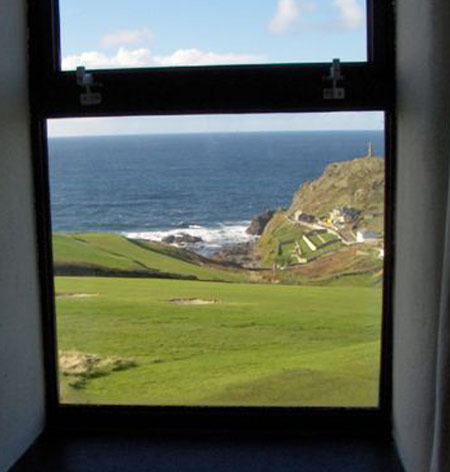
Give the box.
[48,112,385,408]
[58,0,368,70]
[29,0,394,431]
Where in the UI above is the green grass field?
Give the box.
[53,233,249,282]
[56,276,382,407]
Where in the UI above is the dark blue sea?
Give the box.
[48,131,383,254]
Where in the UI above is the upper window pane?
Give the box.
[59,0,367,70]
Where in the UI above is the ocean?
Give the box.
[48,130,384,255]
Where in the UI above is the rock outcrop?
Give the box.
[162,233,203,245]
[246,209,275,235]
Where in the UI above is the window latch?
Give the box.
[323,59,345,100]
[76,67,102,106]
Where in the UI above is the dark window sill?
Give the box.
[11,431,404,472]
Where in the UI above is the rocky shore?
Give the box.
[211,210,278,267]
[162,233,203,245]
[212,241,260,268]
[156,210,278,268]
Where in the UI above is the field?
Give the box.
[56,275,382,407]
[53,233,251,282]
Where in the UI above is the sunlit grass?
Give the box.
[56,276,381,407]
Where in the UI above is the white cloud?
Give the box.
[153,48,264,67]
[62,48,153,69]
[333,0,364,30]
[268,0,300,34]
[100,29,153,48]
[62,48,264,70]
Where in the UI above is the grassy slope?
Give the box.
[53,233,249,283]
[56,276,382,407]
[271,245,384,287]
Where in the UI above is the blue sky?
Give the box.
[61,0,367,68]
[51,0,378,135]
[48,113,383,137]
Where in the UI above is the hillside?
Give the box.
[288,156,384,219]
[53,233,251,283]
[256,156,385,283]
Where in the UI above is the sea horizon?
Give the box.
[49,128,383,139]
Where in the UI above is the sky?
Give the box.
[51,0,378,136]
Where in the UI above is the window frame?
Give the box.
[28,0,396,435]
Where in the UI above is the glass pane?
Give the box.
[48,112,384,406]
[59,0,367,70]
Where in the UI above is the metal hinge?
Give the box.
[76,67,102,106]
[323,59,345,100]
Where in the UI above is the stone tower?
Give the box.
[367,142,374,157]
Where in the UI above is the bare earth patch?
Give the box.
[169,298,219,305]
[59,351,137,389]
[56,293,99,299]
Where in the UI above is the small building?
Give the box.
[329,208,345,226]
[294,210,316,224]
[329,207,360,227]
[302,234,317,251]
[341,207,361,222]
[356,230,382,242]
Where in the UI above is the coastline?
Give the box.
[124,221,257,258]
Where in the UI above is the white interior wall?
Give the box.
[0,0,45,470]
[394,1,450,471]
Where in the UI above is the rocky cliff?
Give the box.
[287,156,384,219]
